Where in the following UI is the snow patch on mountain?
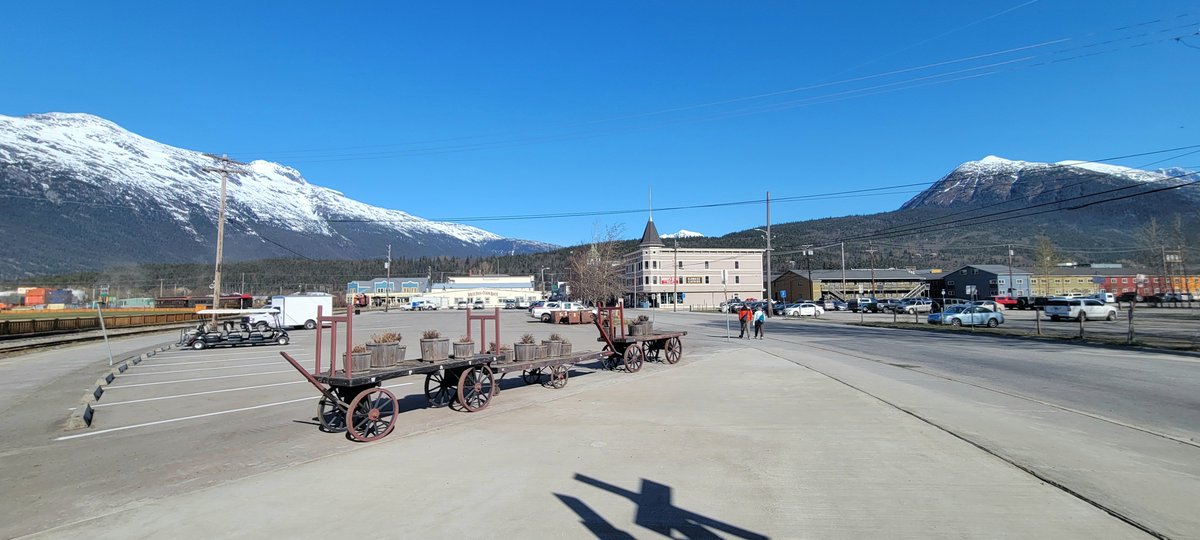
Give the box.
[661,229,705,239]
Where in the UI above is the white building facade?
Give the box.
[622,218,764,308]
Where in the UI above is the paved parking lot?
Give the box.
[781,306,1200,349]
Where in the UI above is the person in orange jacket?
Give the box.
[738,304,753,338]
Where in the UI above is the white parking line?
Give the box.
[94,381,308,407]
[56,382,414,441]
[110,370,296,388]
[119,362,283,376]
[138,355,314,368]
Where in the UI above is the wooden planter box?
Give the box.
[349,351,371,373]
[535,344,548,359]
[543,340,563,357]
[453,341,475,358]
[560,342,572,356]
[513,343,537,362]
[367,342,400,368]
[419,338,450,363]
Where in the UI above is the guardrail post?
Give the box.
[1078,316,1085,339]
[1035,308,1041,335]
[1127,303,1135,345]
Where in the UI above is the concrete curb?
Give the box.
[65,342,175,431]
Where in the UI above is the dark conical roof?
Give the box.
[639,219,664,247]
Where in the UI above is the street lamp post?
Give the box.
[540,267,550,297]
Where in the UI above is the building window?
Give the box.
[704,276,710,284]
[644,261,649,270]
[735,276,740,284]
[972,269,979,275]
[1017,279,1025,284]
[644,276,649,285]
[654,277,659,284]
[947,280,955,286]
[704,261,710,269]
[735,262,740,269]
[678,261,683,269]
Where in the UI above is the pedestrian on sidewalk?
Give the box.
[753,305,766,339]
[738,304,752,338]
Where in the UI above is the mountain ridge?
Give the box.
[0,112,557,277]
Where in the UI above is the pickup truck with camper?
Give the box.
[246,294,332,331]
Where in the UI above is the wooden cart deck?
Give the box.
[606,330,688,345]
[313,355,496,387]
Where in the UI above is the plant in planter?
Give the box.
[543,332,564,356]
[514,333,537,362]
[368,331,403,368]
[629,314,652,336]
[453,335,475,358]
[419,329,450,363]
[494,344,513,363]
[348,343,371,373]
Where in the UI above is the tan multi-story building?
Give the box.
[1030,267,1106,297]
[622,218,764,308]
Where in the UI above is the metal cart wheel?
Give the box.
[346,387,398,442]
[664,337,682,364]
[424,370,455,408]
[522,368,542,385]
[622,344,644,373]
[317,394,347,433]
[546,364,569,389]
[457,365,495,412]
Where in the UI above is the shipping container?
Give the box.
[47,289,73,304]
[24,288,48,306]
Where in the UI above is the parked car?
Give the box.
[455,301,469,310]
[927,305,968,324]
[527,300,546,314]
[931,298,971,312]
[970,300,1006,312]
[899,299,933,314]
[784,302,824,317]
[849,298,878,313]
[1044,298,1118,321]
[529,301,596,322]
[938,306,1005,327]
[1160,292,1194,302]
[992,295,1018,308]
[877,299,905,313]
[472,301,485,309]
[1115,292,1141,304]
[824,299,848,311]
[503,300,517,309]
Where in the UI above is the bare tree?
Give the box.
[1034,235,1057,296]
[566,224,626,305]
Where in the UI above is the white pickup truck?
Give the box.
[1044,298,1118,322]
[529,301,595,322]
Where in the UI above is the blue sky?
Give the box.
[3,1,1198,248]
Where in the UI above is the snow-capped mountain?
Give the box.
[661,229,704,239]
[901,155,1197,210]
[0,112,556,276]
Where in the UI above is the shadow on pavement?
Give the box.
[557,473,769,539]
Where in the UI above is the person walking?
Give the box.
[738,304,752,339]
[753,305,766,339]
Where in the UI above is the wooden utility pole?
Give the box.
[867,244,878,298]
[203,154,247,323]
[385,244,392,313]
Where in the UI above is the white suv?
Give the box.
[1044,298,1118,322]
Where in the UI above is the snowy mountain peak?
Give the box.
[0,112,556,273]
[661,229,705,239]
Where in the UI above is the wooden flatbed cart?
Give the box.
[280,307,603,442]
[594,306,686,373]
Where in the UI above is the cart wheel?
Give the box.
[664,337,682,364]
[457,365,495,412]
[424,370,454,408]
[192,341,205,350]
[317,395,347,433]
[547,365,568,389]
[622,345,644,373]
[522,368,542,385]
[276,335,290,346]
[346,387,397,442]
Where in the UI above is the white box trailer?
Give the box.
[247,294,333,330]
[408,297,443,310]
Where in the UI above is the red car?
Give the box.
[992,295,1018,308]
